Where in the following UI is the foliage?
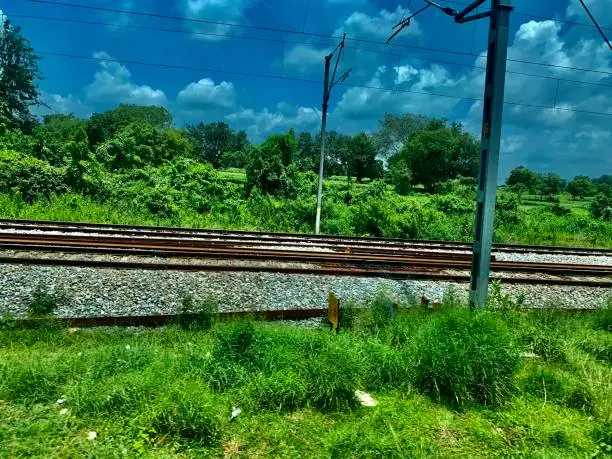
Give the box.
[86,104,173,147]
[0,19,42,134]
[590,193,612,221]
[0,150,67,202]
[347,132,382,182]
[411,307,520,407]
[245,131,300,197]
[185,121,249,168]
[386,158,412,194]
[25,285,68,317]
[96,122,191,171]
[1,305,611,457]
[506,166,541,194]
[372,112,429,158]
[567,175,595,200]
[392,120,479,192]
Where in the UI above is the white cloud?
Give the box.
[86,51,167,106]
[31,92,90,119]
[284,45,328,73]
[177,78,236,109]
[333,5,421,39]
[181,0,251,40]
[566,0,612,26]
[226,103,321,141]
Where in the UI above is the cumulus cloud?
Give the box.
[333,5,421,39]
[86,51,167,106]
[177,78,236,109]
[31,92,90,119]
[566,0,612,26]
[284,45,329,73]
[226,103,321,141]
[181,0,252,40]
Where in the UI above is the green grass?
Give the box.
[1,301,611,457]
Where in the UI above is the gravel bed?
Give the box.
[1,263,609,319]
[493,251,612,266]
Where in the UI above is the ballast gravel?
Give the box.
[0,263,610,319]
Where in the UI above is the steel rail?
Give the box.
[1,255,610,287]
[1,218,610,256]
[1,234,611,275]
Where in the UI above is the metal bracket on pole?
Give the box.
[469,0,513,308]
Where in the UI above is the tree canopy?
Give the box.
[0,19,42,134]
[185,121,249,168]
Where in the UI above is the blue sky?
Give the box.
[2,0,611,179]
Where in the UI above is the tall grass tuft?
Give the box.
[411,306,520,408]
[25,285,68,317]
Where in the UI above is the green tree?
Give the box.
[295,132,317,172]
[220,150,248,169]
[185,121,248,168]
[506,166,541,194]
[245,131,299,197]
[567,176,594,200]
[348,133,381,182]
[86,105,173,147]
[372,113,429,158]
[594,174,612,195]
[590,193,612,221]
[0,19,42,133]
[96,122,191,170]
[396,128,455,192]
[386,158,412,195]
[539,173,566,196]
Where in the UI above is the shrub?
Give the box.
[411,307,520,407]
[25,285,68,317]
[177,296,217,330]
[591,193,612,221]
[0,150,68,202]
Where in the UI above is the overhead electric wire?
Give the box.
[21,0,612,75]
[438,0,612,32]
[10,11,612,89]
[577,0,612,50]
[39,50,612,118]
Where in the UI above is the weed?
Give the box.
[25,285,68,317]
[306,342,362,412]
[176,295,218,329]
[522,365,595,413]
[241,369,308,412]
[360,291,397,333]
[411,307,520,407]
[592,300,612,333]
[488,281,524,313]
[212,320,256,365]
[149,389,221,447]
[339,299,358,330]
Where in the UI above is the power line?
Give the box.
[39,50,612,118]
[11,11,612,82]
[577,0,612,50]
[22,0,612,75]
[439,0,612,32]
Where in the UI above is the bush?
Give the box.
[411,307,520,407]
[0,150,68,202]
[25,285,68,317]
[591,193,612,221]
[177,296,217,330]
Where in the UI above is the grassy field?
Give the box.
[1,298,611,458]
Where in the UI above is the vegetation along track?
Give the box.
[0,219,610,289]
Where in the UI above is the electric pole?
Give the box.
[388,0,513,307]
[315,34,351,235]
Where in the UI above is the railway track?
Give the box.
[1,218,610,257]
[0,219,610,287]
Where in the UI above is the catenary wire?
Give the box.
[9,11,612,83]
[39,50,612,118]
[21,0,612,75]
